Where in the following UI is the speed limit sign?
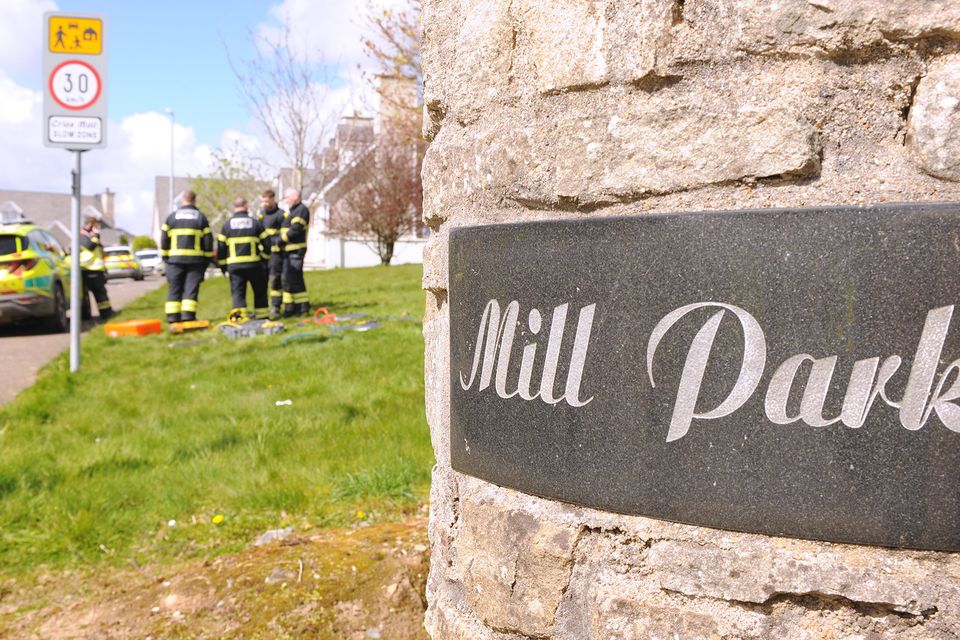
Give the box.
[49,60,102,110]
[42,12,107,149]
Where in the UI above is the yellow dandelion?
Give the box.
[356,510,365,520]
[212,514,225,525]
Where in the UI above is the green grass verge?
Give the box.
[0,264,430,575]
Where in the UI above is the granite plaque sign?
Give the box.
[448,203,960,551]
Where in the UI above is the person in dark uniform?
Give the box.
[217,197,270,319]
[78,215,113,321]
[160,191,213,323]
[281,188,310,316]
[258,189,285,319]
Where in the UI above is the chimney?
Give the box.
[335,115,375,168]
[99,188,115,226]
[376,74,419,128]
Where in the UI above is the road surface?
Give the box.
[0,275,164,406]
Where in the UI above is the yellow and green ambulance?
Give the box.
[0,221,71,332]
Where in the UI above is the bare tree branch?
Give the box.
[225,26,338,192]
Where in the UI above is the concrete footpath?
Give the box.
[0,275,164,406]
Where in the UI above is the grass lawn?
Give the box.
[0,264,430,576]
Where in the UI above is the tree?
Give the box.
[132,235,157,251]
[359,0,422,97]
[227,26,336,193]
[324,0,426,266]
[327,115,425,265]
[190,147,268,229]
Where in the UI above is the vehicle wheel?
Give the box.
[45,283,69,333]
[135,272,144,281]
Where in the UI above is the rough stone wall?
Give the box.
[420,2,960,637]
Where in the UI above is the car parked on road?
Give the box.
[104,246,144,281]
[0,217,72,332]
[135,248,163,275]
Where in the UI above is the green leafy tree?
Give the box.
[132,235,157,251]
[190,147,269,229]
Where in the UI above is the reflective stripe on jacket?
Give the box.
[280,201,310,252]
[160,205,214,265]
[258,207,285,253]
[79,232,105,271]
[216,212,269,269]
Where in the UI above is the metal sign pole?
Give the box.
[69,150,83,372]
[44,11,107,373]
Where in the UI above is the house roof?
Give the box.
[0,189,108,231]
[318,143,377,204]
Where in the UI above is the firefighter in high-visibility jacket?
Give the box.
[79,215,113,320]
[216,197,270,319]
[258,188,285,319]
[160,190,213,323]
[281,187,310,316]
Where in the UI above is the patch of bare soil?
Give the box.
[0,518,430,639]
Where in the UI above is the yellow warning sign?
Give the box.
[49,16,102,55]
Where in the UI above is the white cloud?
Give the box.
[257,0,398,67]
[0,0,58,84]
[0,1,398,235]
[0,70,42,125]
[0,70,211,235]
[254,0,393,122]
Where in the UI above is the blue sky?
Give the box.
[0,0,379,233]
[52,0,269,146]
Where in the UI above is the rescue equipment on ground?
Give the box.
[217,310,286,339]
[104,319,163,337]
[168,319,211,334]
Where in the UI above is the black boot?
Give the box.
[167,314,181,324]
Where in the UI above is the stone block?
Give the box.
[423,309,450,463]
[694,0,960,59]
[422,0,513,135]
[603,602,720,639]
[517,0,609,93]
[606,0,677,84]
[908,54,960,181]
[648,539,952,616]
[423,91,820,211]
[421,231,447,294]
[457,497,580,636]
[608,0,960,71]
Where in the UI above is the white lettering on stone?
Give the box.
[650,303,960,442]
[460,299,596,407]
[646,302,766,443]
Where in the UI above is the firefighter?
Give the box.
[258,189,285,319]
[217,197,270,319]
[160,190,213,323]
[78,215,113,321]
[281,187,310,316]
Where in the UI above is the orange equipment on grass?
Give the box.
[312,307,337,324]
[104,319,163,337]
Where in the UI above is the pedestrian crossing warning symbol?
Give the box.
[49,16,102,55]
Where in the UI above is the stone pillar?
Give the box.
[421,2,960,637]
